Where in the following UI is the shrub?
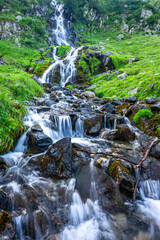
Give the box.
[133,109,153,123]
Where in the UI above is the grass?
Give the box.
[0,40,44,154]
[80,29,160,99]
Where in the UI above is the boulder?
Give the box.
[125,96,137,103]
[83,113,102,135]
[101,129,120,141]
[83,91,96,98]
[150,141,160,159]
[31,124,43,132]
[117,34,125,41]
[27,131,52,153]
[100,103,116,113]
[117,73,127,79]
[141,8,153,20]
[128,87,138,95]
[40,137,73,178]
[150,102,160,112]
[0,190,12,211]
[145,97,159,104]
[116,124,136,141]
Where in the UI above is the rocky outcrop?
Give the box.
[0,20,21,40]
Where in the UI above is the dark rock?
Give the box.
[0,190,12,211]
[40,137,73,178]
[125,96,137,103]
[0,212,13,235]
[110,98,123,106]
[106,113,125,129]
[145,97,159,104]
[64,89,72,96]
[138,116,151,132]
[130,103,148,115]
[31,124,43,132]
[100,103,115,113]
[150,102,160,112]
[116,124,136,141]
[0,157,7,173]
[27,131,52,154]
[150,141,160,159]
[101,129,120,141]
[36,106,51,113]
[83,113,102,135]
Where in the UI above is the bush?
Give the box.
[133,109,153,123]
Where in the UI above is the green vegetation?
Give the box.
[0,40,44,154]
[66,84,74,89]
[0,0,53,49]
[133,109,153,123]
[82,32,160,99]
[57,45,71,59]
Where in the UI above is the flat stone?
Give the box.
[83,91,96,98]
[145,97,159,104]
[117,73,127,79]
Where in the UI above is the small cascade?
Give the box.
[74,118,84,138]
[137,180,160,237]
[60,160,116,240]
[113,119,117,129]
[52,115,84,139]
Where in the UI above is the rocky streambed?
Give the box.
[0,81,160,240]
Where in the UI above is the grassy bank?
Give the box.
[0,41,44,154]
[81,29,160,99]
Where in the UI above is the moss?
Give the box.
[109,161,130,178]
[0,212,12,233]
[57,45,71,59]
[133,109,153,124]
[66,85,74,90]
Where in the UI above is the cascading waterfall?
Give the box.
[39,0,82,87]
[137,180,160,237]
[61,160,116,240]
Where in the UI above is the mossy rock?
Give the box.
[0,212,12,233]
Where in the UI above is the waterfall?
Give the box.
[137,180,160,237]
[60,160,116,240]
[39,0,82,87]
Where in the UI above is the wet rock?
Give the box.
[105,113,125,128]
[27,131,52,154]
[133,231,151,240]
[40,137,73,178]
[83,113,102,135]
[100,103,115,113]
[150,102,160,111]
[150,141,160,159]
[0,157,7,173]
[138,116,151,132]
[109,160,135,198]
[31,124,43,132]
[145,97,159,104]
[115,213,127,230]
[83,91,96,98]
[116,124,135,141]
[110,98,123,106]
[0,212,12,233]
[0,190,12,211]
[129,103,148,115]
[101,129,120,141]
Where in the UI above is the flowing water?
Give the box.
[0,1,160,240]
